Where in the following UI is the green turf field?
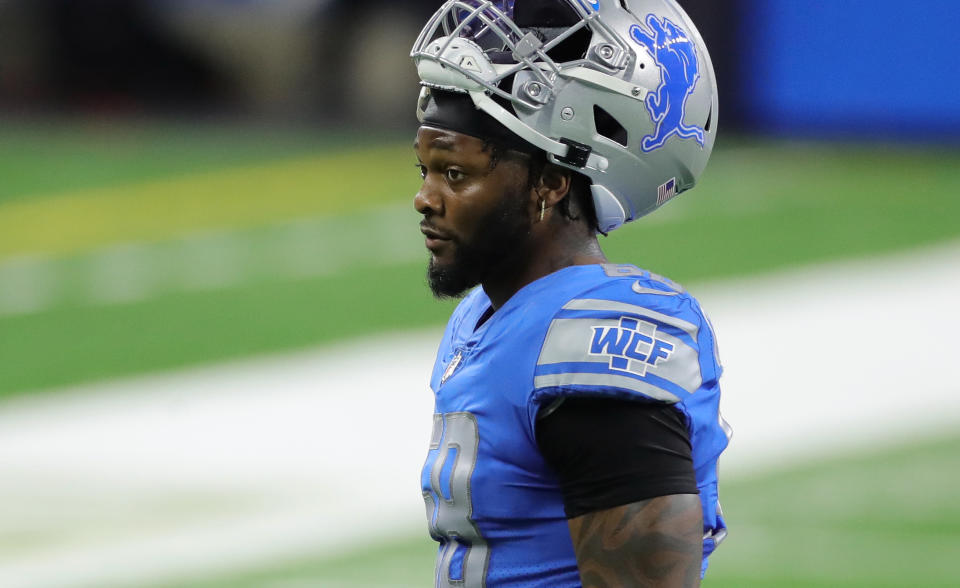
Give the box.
[2,123,959,399]
[141,433,960,588]
[3,123,960,587]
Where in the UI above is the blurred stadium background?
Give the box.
[1,0,959,586]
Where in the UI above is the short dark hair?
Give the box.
[482,141,600,233]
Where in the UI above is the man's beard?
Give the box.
[427,190,531,299]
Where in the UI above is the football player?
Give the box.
[412,1,730,586]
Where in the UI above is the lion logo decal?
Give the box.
[629,15,705,153]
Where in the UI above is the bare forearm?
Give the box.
[568,494,703,588]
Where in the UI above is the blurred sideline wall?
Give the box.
[740,0,960,141]
[1,0,957,142]
[0,0,438,127]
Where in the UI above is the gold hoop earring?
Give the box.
[538,199,546,222]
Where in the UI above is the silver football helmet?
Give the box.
[411,0,717,232]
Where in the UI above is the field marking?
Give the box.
[0,203,423,317]
[696,241,960,473]
[0,255,55,315]
[1,242,959,587]
[0,145,415,261]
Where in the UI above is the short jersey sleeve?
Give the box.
[528,266,730,577]
[531,277,712,410]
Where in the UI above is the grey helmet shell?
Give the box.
[411,0,717,232]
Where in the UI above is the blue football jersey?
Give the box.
[421,264,730,587]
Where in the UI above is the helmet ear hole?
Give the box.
[704,105,714,132]
[593,105,628,146]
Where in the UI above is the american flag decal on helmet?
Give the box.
[657,177,677,206]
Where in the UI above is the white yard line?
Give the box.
[0,255,56,315]
[697,241,960,473]
[1,243,959,588]
[0,203,423,318]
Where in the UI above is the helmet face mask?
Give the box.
[411,0,717,232]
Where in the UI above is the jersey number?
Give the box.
[422,412,489,587]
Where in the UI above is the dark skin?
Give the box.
[413,125,703,587]
[569,496,704,588]
[413,125,605,309]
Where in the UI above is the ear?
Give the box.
[532,163,572,210]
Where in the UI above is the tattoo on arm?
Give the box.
[568,494,703,588]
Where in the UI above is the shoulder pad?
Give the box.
[533,293,703,404]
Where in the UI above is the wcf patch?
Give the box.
[589,316,674,376]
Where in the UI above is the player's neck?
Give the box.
[482,226,606,310]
